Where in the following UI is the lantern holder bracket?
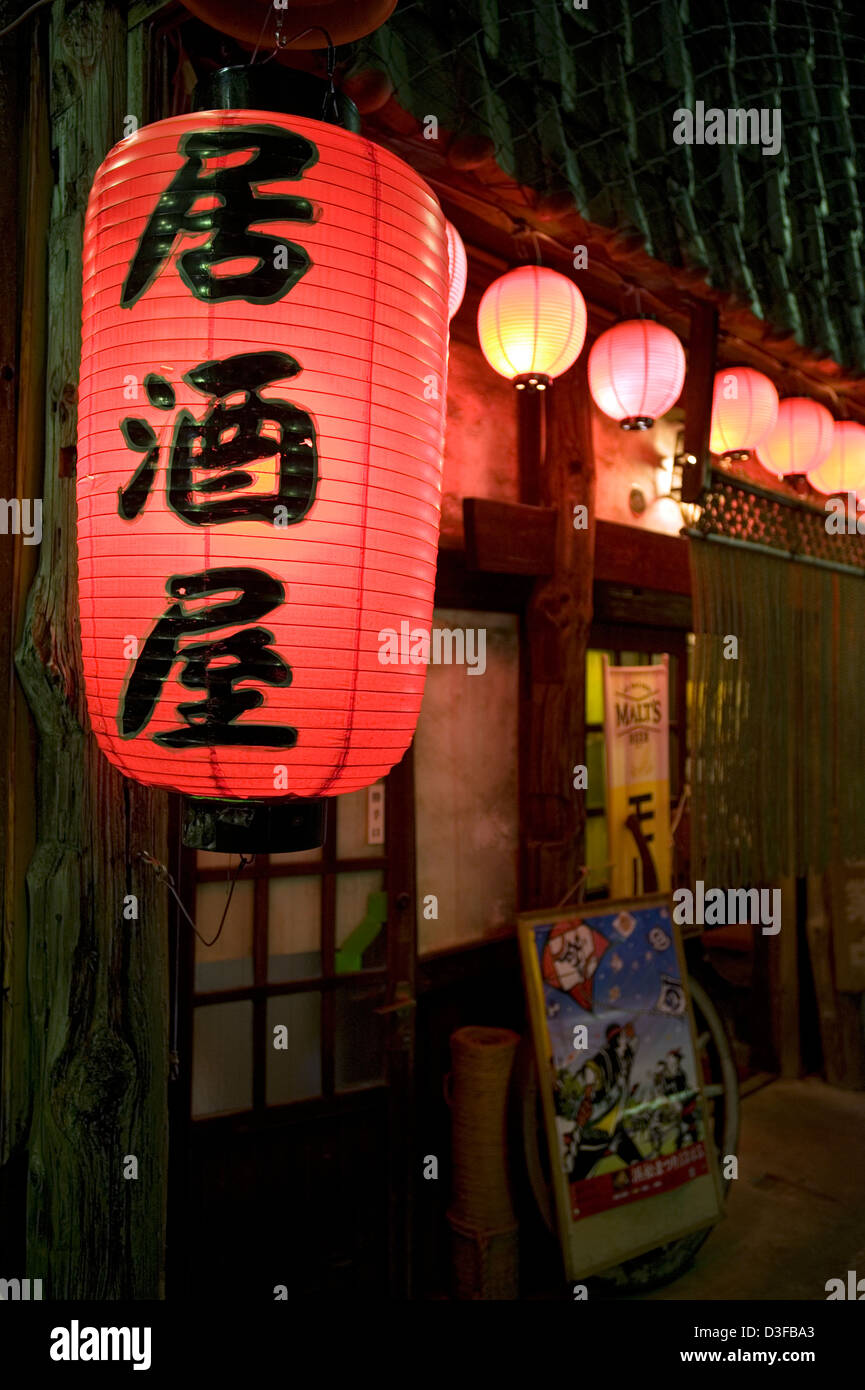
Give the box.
[181,796,327,854]
[513,373,552,392]
[193,62,360,130]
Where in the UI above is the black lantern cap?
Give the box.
[193,63,361,131]
[513,372,552,392]
[182,795,327,854]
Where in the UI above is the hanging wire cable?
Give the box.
[0,0,52,40]
[138,849,252,948]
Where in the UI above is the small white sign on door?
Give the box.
[367,783,385,845]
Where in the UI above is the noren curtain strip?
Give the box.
[688,535,865,885]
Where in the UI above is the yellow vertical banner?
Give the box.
[602,657,671,898]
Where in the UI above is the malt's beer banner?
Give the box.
[603,657,671,898]
[77,112,449,800]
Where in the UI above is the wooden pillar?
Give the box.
[770,874,801,1078]
[519,356,596,910]
[385,746,418,1299]
[0,0,27,1264]
[8,1,170,1299]
[807,869,865,1089]
[680,301,717,504]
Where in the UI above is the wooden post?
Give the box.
[807,869,865,1089]
[519,356,596,909]
[8,1,170,1299]
[770,874,801,1079]
[517,387,545,508]
[0,0,27,1252]
[680,301,717,505]
[385,746,418,1298]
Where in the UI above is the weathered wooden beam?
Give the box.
[434,547,533,612]
[463,498,556,577]
[594,518,692,595]
[517,386,545,507]
[680,300,718,504]
[593,584,692,632]
[807,870,865,1089]
[519,356,595,910]
[384,745,417,1298]
[767,881,801,1079]
[0,0,23,1191]
[10,0,170,1300]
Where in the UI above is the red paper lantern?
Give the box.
[805,420,865,496]
[445,220,467,321]
[476,265,587,388]
[77,110,449,801]
[755,397,834,478]
[588,319,685,429]
[709,366,779,459]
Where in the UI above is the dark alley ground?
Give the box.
[639,1078,865,1301]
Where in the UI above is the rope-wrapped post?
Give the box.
[446,1026,521,1299]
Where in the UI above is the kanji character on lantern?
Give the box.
[121,567,296,749]
[118,351,318,525]
[121,125,319,307]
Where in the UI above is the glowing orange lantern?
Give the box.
[709,366,779,460]
[806,420,865,496]
[588,319,685,429]
[445,220,467,321]
[77,107,449,808]
[755,397,834,478]
[476,265,587,389]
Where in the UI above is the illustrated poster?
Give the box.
[519,895,723,1278]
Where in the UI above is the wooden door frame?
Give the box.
[165,752,419,1298]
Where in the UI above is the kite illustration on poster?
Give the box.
[519,894,723,1280]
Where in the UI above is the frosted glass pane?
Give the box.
[586,731,606,811]
[196,851,241,871]
[266,994,321,1104]
[415,609,518,953]
[192,1001,253,1117]
[337,785,385,860]
[268,876,321,982]
[194,879,253,992]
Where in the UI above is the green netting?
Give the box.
[358,0,865,372]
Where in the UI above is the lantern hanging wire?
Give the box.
[139,849,252,1083]
[249,6,338,90]
[138,849,252,948]
[251,22,340,123]
[0,0,53,40]
[623,282,645,320]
